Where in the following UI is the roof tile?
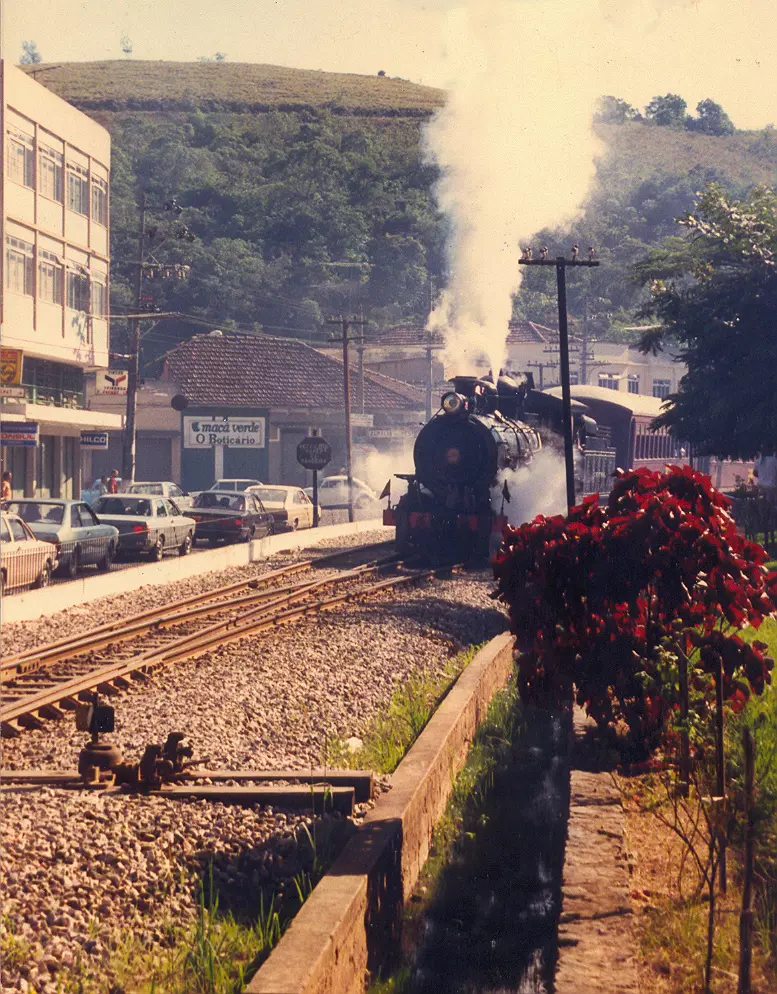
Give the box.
[164,333,423,412]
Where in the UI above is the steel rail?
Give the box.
[1,542,397,680]
[0,559,436,737]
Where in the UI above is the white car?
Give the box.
[304,475,378,510]
[208,478,262,492]
[248,486,317,531]
[125,481,193,509]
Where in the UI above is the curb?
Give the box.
[246,631,515,994]
[0,520,391,625]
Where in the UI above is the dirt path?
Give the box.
[555,709,639,994]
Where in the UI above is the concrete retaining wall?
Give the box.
[1,520,391,625]
[246,632,515,994]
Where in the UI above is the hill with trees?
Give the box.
[24,62,777,362]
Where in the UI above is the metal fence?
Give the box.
[726,490,777,552]
[582,448,618,498]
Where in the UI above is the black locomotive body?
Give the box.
[385,373,541,561]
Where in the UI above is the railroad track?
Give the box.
[1,544,450,738]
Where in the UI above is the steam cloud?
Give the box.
[424,0,697,375]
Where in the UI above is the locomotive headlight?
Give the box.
[441,391,465,415]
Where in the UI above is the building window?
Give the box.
[22,357,84,408]
[598,372,619,391]
[67,268,90,311]
[38,250,64,304]
[7,127,34,188]
[67,163,89,216]
[652,379,671,399]
[91,177,108,226]
[39,145,64,202]
[627,374,640,394]
[5,235,34,295]
[91,278,107,316]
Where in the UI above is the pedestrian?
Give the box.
[108,469,120,494]
[99,475,109,495]
[1,470,11,501]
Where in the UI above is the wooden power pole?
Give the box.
[327,315,367,522]
[519,249,600,512]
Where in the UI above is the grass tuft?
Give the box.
[324,643,485,774]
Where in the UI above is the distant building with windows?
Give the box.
[1,61,121,498]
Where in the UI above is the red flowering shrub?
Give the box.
[492,466,777,745]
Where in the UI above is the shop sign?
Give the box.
[80,431,110,449]
[0,421,39,447]
[183,416,266,449]
[350,414,374,427]
[0,348,23,386]
[95,370,129,395]
[367,427,418,439]
[0,385,26,399]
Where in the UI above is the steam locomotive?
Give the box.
[384,371,547,561]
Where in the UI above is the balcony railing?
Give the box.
[0,385,84,409]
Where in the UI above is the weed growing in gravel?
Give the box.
[0,918,32,970]
[324,643,485,774]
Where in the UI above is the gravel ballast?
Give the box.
[0,528,391,658]
[1,549,507,993]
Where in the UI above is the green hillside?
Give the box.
[23,61,777,353]
[22,60,444,116]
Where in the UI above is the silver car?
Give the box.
[91,494,196,560]
[4,499,119,578]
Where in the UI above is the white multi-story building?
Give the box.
[1,61,121,498]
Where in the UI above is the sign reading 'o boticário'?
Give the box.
[183,416,266,449]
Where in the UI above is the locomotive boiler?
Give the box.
[385,372,542,560]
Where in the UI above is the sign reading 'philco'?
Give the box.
[297,435,332,471]
[183,417,266,448]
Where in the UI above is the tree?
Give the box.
[645,93,688,128]
[594,96,641,125]
[19,41,42,65]
[634,184,777,457]
[689,98,735,136]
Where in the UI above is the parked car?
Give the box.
[3,499,119,577]
[208,479,263,493]
[0,510,59,592]
[91,494,196,560]
[248,485,317,531]
[81,477,123,506]
[304,475,378,510]
[189,490,273,545]
[125,481,193,509]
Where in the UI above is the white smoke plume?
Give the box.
[352,438,415,501]
[424,0,697,375]
[494,445,570,526]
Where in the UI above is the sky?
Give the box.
[2,0,777,129]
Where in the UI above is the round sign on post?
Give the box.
[296,436,332,471]
[297,435,331,528]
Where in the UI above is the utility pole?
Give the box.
[327,315,367,523]
[519,248,600,513]
[527,359,558,391]
[122,193,147,483]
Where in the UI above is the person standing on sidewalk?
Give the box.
[1,470,11,501]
